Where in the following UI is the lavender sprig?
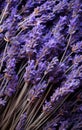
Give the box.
[43,64,82,112]
[28,81,47,102]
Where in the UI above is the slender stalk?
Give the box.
[29,94,70,130]
[0,2,9,24]
[62,52,73,62]
[60,35,72,62]
[18,62,27,75]
[28,85,52,126]
[65,64,73,74]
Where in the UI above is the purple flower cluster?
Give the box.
[0,0,82,130]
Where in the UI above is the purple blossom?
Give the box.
[28,81,47,101]
[24,60,47,84]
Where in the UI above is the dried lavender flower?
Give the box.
[4,74,18,97]
[0,0,82,130]
[72,41,82,53]
[28,81,47,102]
[16,113,27,130]
[43,64,82,112]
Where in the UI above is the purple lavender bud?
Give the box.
[0,98,6,106]
[72,0,80,15]
[4,74,18,97]
[19,0,67,27]
[34,61,47,84]
[24,60,36,84]
[0,33,4,42]
[44,57,65,83]
[52,16,67,37]
[72,41,82,53]
[43,118,57,130]
[16,113,27,130]
[4,58,16,79]
[38,16,67,59]
[28,81,47,102]
[37,35,66,62]
[68,15,79,35]
[24,59,47,85]
[44,57,58,75]
[68,0,80,35]
[73,55,82,68]
[25,24,46,58]
[53,0,68,14]
[25,0,46,12]
[59,120,70,130]
[7,40,20,57]
[30,0,56,17]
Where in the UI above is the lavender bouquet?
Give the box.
[0,0,82,130]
